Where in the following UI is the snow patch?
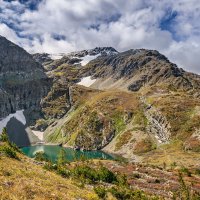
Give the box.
[0,110,26,133]
[32,130,44,141]
[80,54,99,66]
[77,76,96,87]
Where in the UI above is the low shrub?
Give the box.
[57,149,69,166]
[94,186,107,199]
[56,166,70,178]
[44,162,58,171]
[34,151,49,162]
[195,168,200,175]
[180,166,192,177]
[98,166,117,183]
[108,187,148,200]
[71,165,117,184]
[0,145,19,159]
[0,128,9,142]
[72,165,98,184]
[9,142,21,153]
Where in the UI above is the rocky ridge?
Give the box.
[33,47,118,72]
[79,49,200,93]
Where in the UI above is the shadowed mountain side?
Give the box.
[6,117,40,147]
[0,36,52,124]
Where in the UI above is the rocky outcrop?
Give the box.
[141,97,171,143]
[32,53,53,66]
[184,129,200,152]
[75,121,115,150]
[146,110,171,143]
[0,36,52,122]
[41,81,71,119]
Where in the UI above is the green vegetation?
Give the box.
[0,145,19,159]
[0,128,9,142]
[132,173,141,179]
[195,169,200,175]
[34,151,49,162]
[47,127,62,143]
[57,148,68,166]
[0,129,19,159]
[71,164,117,184]
[112,111,126,134]
[94,185,159,200]
[133,109,148,129]
[180,166,192,177]
[94,186,106,199]
[108,187,150,200]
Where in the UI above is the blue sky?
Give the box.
[0,0,200,74]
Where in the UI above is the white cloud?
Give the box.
[0,0,200,74]
[164,38,200,74]
[0,23,19,43]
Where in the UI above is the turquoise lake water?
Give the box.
[21,145,114,163]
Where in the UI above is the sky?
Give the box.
[0,0,200,74]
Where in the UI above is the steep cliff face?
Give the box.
[0,36,52,146]
[0,36,51,121]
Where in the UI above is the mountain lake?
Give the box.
[21,145,114,163]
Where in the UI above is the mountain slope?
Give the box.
[32,47,200,165]
[79,49,200,94]
[1,37,199,165]
[0,36,52,146]
[0,143,98,199]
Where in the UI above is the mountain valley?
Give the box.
[0,36,200,199]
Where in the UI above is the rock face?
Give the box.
[141,97,171,143]
[41,81,71,119]
[0,36,52,146]
[146,109,171,143]
[0,36,51,121]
